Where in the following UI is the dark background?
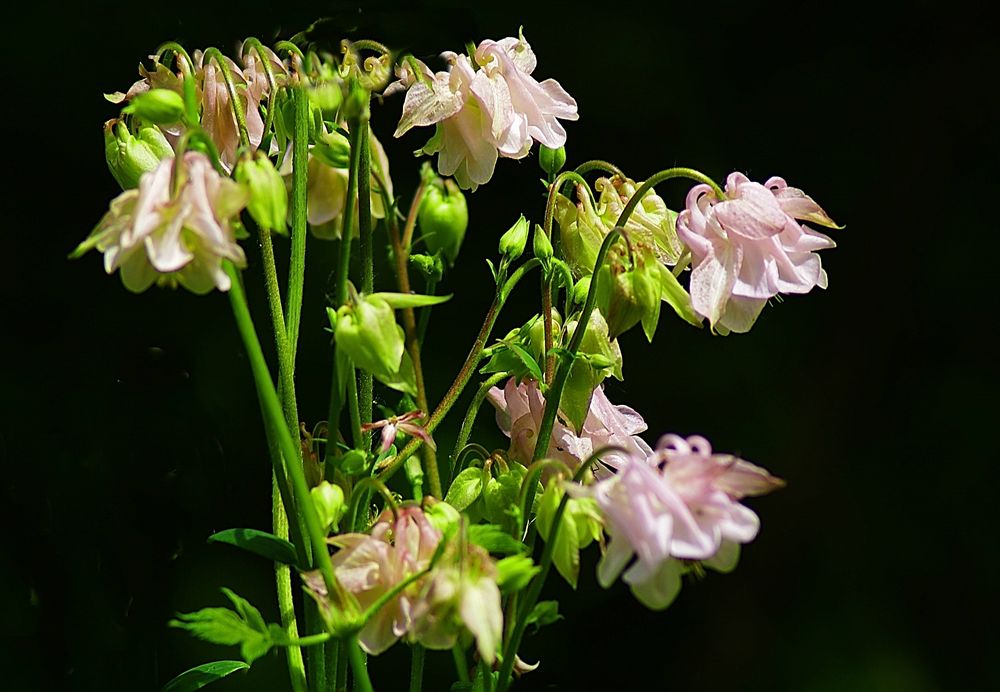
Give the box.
[3,1,996,690]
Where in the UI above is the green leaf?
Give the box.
[508,343,544,382]
[495,555,539,593]
[484,468,526,535]
[169,589,274,664]
[444,467,485,511]
[656,264,702,327]
[368,292,453,309]
[162,661,250,692]
[467,524,526,555]
[207,529,298,566]
[373,349,418,396]
[525,600,563,631]
[535,482,581,588]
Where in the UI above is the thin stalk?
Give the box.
[409,645,425,692]
[452,646,469,683]
[450,372,510,473]
[573,159,624,178]
[416,276,436,346]
[357,119,374,430]
[480,658,494,692]
[615,167,725,228]
[224,261,339,594]
[286,86,309,361]
[305,601,326,690]
[347,635,374,692]
[326,638,340,692]
[335,640,349,692]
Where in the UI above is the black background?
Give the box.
[3,1,997,690]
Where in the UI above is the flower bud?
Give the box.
[104,120,174,190]
[561,309,621,432]
[234,153,289,234]
[538,145,566,178]
[532,223,553,262]
[409,253,444,282]
[423,497,461,537]
[419,179,468,265]
[555,186,609,277]
[312,130,351,169]
[311,481,347,533]
[498,214,530,260]
[526,309,561,362]
[308,63,345,116]
[122,88,186,125]
[595,243,662,340]
[334,292,406,381]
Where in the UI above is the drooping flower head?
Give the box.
[74,152,248,293]
[676,173,840,333]
[579,434,784,609]
[393,31,577,190]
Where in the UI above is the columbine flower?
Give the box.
[393,32,577,190]
[676,172,840,333]
[73,152,248,294]
[595,175,683,266]
[487,377,651,473]
[579,434,784,609]
[362,410,436,454]
[196,51,266,170]
[330,506,442,655]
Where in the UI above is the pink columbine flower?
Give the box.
[195,51,267,170]
[676,173,840,333]
[580,434,784,610]
[487,377,651,473]
[330,506,442,655]
[393,32,577,190]
[74,152,248,293]
[362,410,436,454]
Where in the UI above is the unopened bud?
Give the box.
[538,145,566,178]
[234,153,288,234]
[334,293,405,380]
[312,130,351,169]
[498,214,530,260]
[532,224,553,261]
[311,481,346,532]
[419,179,468,265]
[122,88,186,125]
[409,253,444,282]
[104,120,173,189]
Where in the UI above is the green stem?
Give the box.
[347,635,374,692]
[450,372,510,476]
[409,645,425,692]
[529,228,623,466]
[243,38,279,148]
[615,167,724,228]
[224,261,339,594]
[480,658,494,692]
[416,276,436,346]
[357,119,374,431]
[274,472,307,692]
[202,47,250,149]
[452,646,469,683]
[286,86,309,362]
[283,632,333,647]
[326,637,340,692]
[305,601,326,690]
[335,640,349,692]
[573,159,624,178]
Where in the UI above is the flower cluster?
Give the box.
[73,152,248,293]
[573,434,784,609]
[393,30,578,190]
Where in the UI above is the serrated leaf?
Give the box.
[444,467,485,511]
[208,529,298,566]
[368,292,453,309]
[169,589,274,664]
[467,524,526,555]
[162,660,250,692]
[526,600,563,631]
[495,555,539,593]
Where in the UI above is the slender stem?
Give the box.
[335,640,349,692]
[480,658,494,692]
[416,276,436,346]
[357,119,374,430]
[224,261,339,594]
[243,38,279,148]
[326,637,339,692]
[450,372,510,476]
[286,86,309,362]
[305,601,326,690]
[530,229,624,465]
[409,645,425,692]
[615,167,724,229]
[541,273,555,383]
[401,180,425,251]
[387,180,441,497]
[347,635,374,692]
[348,363,364,449]
[283,632,333,647]
[574,159,624,178]
[273,460,307,692]
[452,646,469,683]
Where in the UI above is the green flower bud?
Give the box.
[409,252,444,282]
[595,243,663,340]
[311,481,346,533]
[532,223,553,262]
[572,275,591,306]
[308,63,344,116]
[527,309,561,362]
[498,214,530,260]
[312,130,351,169]
[419,179,468,265]
[122,88,186,125]
[334,292,406,382]
[554,187,609,277]
[424,497,461,537]
[341,80,370,121]
[538,145,566,178]
[234,153,289,234]
[104,120,174,190]
[561,309,622,432]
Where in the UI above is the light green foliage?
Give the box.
[161,660,250,692]
[169,589,277,664]
[420,179,469,265]
[207,528,299,566]
[123,88,186,124]
[444,466,486,512]
[535,480,603,588]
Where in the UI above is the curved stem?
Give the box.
[573,159,624,178]
[615,167,724,229]
[203,47,250,149]
[450,372,510,476]
[275,40,306,61]
[155,42,194,74]
[243,38,280,151]
[516,459,573,539]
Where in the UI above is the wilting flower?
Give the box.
[487,377,651,473]
[578,434,784,609]
[676,173,839,333]
[362,410,436,454]
[330,506,442,655]
[73,152,248,293]
[595,176,683,266]
[393,32,577,190]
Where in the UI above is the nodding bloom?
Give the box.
[577,434,784,610]
[362,410,436,454]
[487,377,651,474]
[676,173,840,333]
[330,506,442,655]
[74,152,248,294]
[393,31,577,190]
